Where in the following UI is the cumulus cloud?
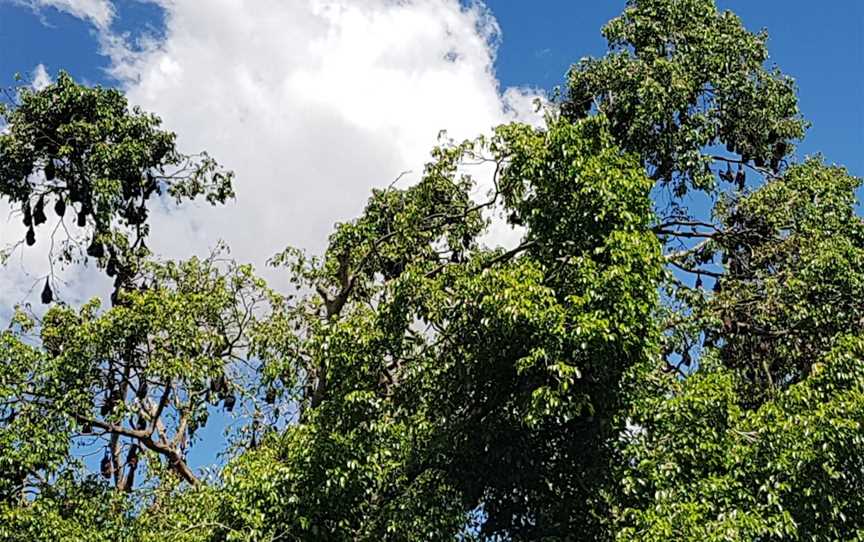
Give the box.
[3,0,544,306]
[106,0,546,287]
[31,63,52,90]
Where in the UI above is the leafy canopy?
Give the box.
[0,1,861,540]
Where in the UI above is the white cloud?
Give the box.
[13,0,114,29]
[3,0,544,306]
[0,64,109,314]
[31,63,51,90]
[109,0,543,282]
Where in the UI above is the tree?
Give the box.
[0,71,232,271]
[615,160,864,541]
[0,72,263,498]
[564,0,805,195]
[185,116,662,541]
[0,1,861,540]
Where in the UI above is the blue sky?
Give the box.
[2,1,861,174]
[488,0,864,176]
[1,0,861,470]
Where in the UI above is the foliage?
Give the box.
[0,71,233,275]
[616,337,864,541]
[710,160,864,399]
[565,0,806,196]
[0,473,134,542]
[0,1,862,540]
[0,254,274,496]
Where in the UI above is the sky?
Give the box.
[2,1,862,286]
[3,1,860,168]
[1,0,862,469]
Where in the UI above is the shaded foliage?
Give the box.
[0,1,862,540]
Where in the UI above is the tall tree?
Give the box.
[1,1,862,540]
[0,73,261,498]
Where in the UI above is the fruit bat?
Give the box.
[86,236,105,259]
[44,160,56,181]
[41,277,53,304]
[773,141,787,160]
[735,166,745,190]
[22,201,32,227]
[720,162,733,182]
[100,452,113,479]
[54,196,66,217]
[137,380,148,399]
[33,196,47,226]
